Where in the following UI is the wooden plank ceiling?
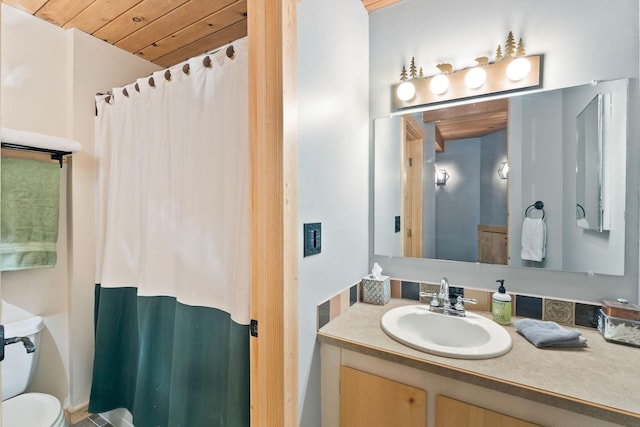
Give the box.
[2,0,248,67]
[422,98,509,151]
[3,0,402,68]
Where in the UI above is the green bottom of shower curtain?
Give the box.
[89,285,249,427]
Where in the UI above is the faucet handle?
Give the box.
[419,292,440,307]
[455,296,477,311]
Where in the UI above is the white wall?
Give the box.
[370,0,640,304]
[297,0,369,425]
[1,4,159,410]
[1,3,72,405]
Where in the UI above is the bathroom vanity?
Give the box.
[318,299,640,427]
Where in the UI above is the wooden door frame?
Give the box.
[248,1,298,426]
[402,116,425,258]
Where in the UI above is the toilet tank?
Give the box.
[1,316,44,400]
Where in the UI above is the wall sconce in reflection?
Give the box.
[392,31,541,110]
[436,169,450,186]
[498,161,509,179]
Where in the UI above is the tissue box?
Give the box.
[597,309,640,347]
[362,275,391,305]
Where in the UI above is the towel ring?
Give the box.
[525,201,545,220]
[576,204,585,219]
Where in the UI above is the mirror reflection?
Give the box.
[374,78,628,276]
[576,93,612,232]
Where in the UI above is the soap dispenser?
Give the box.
[492,279,512,325]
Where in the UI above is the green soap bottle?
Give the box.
[492,279,512,325]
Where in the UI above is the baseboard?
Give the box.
[65,402,90,424]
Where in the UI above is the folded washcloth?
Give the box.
[521,217,546,262]
[515,319,587,348]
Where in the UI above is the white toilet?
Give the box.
[2,316,68,427]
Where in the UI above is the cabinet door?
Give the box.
[437,395,541,427]
[477,225,508,265]
[340,366,426,427]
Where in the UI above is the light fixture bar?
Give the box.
[393,55,542,110]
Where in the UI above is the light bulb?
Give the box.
[498,161,509,179]
[396,81,416,101]
[464,67,486,89]
[429,74,449,95]
[506,57,531,81]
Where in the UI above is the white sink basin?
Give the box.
[381,305,512,359]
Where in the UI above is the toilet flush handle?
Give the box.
[4,336,35,354]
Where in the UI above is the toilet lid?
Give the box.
[3,392,65,427]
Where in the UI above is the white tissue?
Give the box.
[371,262,383,280]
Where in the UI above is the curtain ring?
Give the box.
[203,56,212,68]
[182,63,190,75]
[134,83,140,92]
[164,70,172,81]
[148,77,155,88]
[226,45,235,59]
[122,88,129,97]
[105,95,113,104]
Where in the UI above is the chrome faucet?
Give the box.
[419,277,477,316]
[438,277,451,310]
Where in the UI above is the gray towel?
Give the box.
[515,319,587,348]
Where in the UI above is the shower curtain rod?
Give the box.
[1,142,71,168]
[96,43,236,105]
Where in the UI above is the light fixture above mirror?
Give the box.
[393,32,542,110]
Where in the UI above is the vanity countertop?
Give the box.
[317,298,640,427]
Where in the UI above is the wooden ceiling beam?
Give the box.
[422,98,508,123]
[435,126,445,153]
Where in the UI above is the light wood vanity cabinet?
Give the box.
[336,365,540,427]
[339,366,426,427]
[436,395,541,427]
[477,225,508,264]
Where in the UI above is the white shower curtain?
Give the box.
[90,37,249,427]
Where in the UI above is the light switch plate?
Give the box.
[303,222,321,257]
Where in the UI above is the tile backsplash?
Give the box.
[317,278,602,330]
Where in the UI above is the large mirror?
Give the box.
[374,78,628,276]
